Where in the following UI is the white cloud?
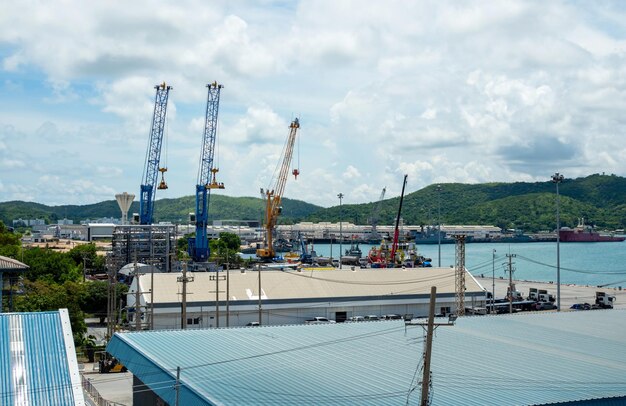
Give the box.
[2,1,626,207]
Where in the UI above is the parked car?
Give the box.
[245,322,260,327]
[363,315,380,321]
[305,317,336,324]
[382,314,402,320]
[347,316,365,322]
[570,303,591,311]
[535,302,557,311]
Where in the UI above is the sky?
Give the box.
[2,1,626,208]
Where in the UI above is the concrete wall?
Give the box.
[146,296,484,329]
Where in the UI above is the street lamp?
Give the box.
[551,172,564,312]
[337,193,344,269]
[492,249,496,313]
[436,185,442,267]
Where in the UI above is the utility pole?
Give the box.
[210,263,226,328]
[133,261,143,331]
[421,286,437,406]
[453,234,466,316]
[338,193,344,269]
[436,185,442,267]
[177,262,194,329]
[258,264,262,325]
[226,254,230,327]
[506,253,517,314]
[174,366,181,406]
[492,249,496,314]
[406,286,457,406]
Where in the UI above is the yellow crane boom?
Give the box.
[257,118,300,260]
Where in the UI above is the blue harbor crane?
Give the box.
[139,82,172,225]
[188,82,224,262]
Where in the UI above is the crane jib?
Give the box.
[139,83,172,225]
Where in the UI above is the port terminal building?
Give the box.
[125,266,487,330]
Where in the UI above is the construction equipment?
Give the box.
[256,118,301,261]
[389,174,408,266]
[188,82,224,262]
[97,352,127,373]
[138,82,172,225]
[368,187,386,242]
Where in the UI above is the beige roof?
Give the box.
[136,267,485,304]
[0,255,29,271]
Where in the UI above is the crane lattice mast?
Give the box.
[389,174,408,266]
[257,118,301,261]
[188,82,224,262]
[369,187,386,241]
[139,82,172,225]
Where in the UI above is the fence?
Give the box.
[81,375,126,406]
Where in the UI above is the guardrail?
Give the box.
[81,375,126,406]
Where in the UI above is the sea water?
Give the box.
[304,241,626,288]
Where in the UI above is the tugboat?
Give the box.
[342,239,363,265]
[559,218,625,242]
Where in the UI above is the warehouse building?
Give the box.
[107,309,626,405]
[126,266,486,329]
[1,309,84,405]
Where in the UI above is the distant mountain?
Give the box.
[303,173,626,232]
[0,195,323,226]
[2,174,626,232]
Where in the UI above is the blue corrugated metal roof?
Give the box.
[0,310,84,406]
[108,310,626,405]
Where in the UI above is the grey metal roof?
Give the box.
[0,256,29,272]
[107,309,626,405]
[0,310,84,406]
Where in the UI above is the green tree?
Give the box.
[13,279,87,345]
[219,232,241,251]
[68,243,105,275]
[0,221,21,258]
[82,280,108,322]
[22,247,80,283]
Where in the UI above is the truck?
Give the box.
[528,288,539,301]
[506,286,523,301]
[595,291,615,309]
[538,289,555,303]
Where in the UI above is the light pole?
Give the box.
[551,172,564,312]
[492,249,496,313]
[436,185,442,267]
[337,193,344,269]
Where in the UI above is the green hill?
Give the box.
[2,174,626,232]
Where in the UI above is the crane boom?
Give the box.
[369,187,386,240]
[390,174,408,265]
[139,82,172,225]
[257,118,300,261]
[188,82,224,262]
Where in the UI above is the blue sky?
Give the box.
[2,1,626,207]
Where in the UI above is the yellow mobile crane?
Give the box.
[257,118,301,261]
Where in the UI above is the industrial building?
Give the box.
[126,266,486,329]
[107,309,626,405]
[0,309,85,405]
[110,224,178,273]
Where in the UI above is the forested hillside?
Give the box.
[2,174,626,232]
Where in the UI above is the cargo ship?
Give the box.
[559,219,625,242]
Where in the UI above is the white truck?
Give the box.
[528,288,555,303]
[595,292,615,309]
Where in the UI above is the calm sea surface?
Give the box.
[290,241,626,288]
